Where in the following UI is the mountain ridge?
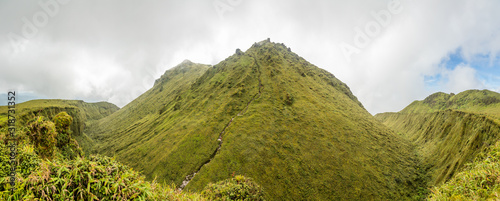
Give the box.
[0,99,118,136]
[85,39,423,200]
[376,90,500,190]
[400,89,500,120]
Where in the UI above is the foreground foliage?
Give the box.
[1,152,260,200]
[428,141,500,200]
[0,155,206,200]
[1,113,263,200]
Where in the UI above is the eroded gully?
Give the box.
[178,56,263,190]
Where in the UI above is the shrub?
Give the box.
[0,142,41,192]
[26,116,57,159]
[16,143,41,178]
[0,155,196,200]
[202,175,265,201]
[0,143,11,178]
[53,112,73,148]
[52,112,82,159]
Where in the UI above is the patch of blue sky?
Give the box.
[470,54,500,91]
[426,47,500,92]
[441,48,465,70]
[424,73,446,92]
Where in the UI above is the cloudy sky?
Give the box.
[1,0,499,114]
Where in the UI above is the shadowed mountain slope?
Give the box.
[88,39,422,200]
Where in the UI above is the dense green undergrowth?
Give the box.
[0,99,119,143]
[0,112,263,200]
[0,153,203,200]
[428,141,500,200]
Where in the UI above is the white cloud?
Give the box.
[0,0,499,113]
[444,64,484,93]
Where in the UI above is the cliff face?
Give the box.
[376,89,500,190]
[377,110,500,186]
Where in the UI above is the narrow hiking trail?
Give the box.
[178,55,263,190]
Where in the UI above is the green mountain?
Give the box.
[375,90,500,189]
[401,89,500,120]
[4,42,499,200]
[87,39,423,200]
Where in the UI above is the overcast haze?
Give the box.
[1,0,500,114]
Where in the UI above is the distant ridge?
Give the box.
[376,89,500,188]
[0,92,47,106]
[0,99,118,142]
[401,89,500,119]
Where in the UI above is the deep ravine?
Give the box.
[178,55,263,190]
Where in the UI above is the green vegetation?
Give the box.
[0,140,40,180]
[0,99,119,147]
[1,113,262,200]
[401,90,500,120]
[1,153,196,200]
[26,116,58,159]
[87,39,422,200]
[0,99,119,157]
[0,99,119,125]
[202,175,265,201]
[376,110,500,186]
[428,141,500,200]
[376,90,500,199]
[53,112,83,160]
[7,40,500,200]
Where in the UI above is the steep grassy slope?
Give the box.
[376,111,500,186]
[88,39,423,200]
[84,60,210,154]
[184,41,422,200]
[428,140,500,200]
[375,90,500,188]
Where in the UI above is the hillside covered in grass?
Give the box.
[375,90,500,199]
[401,90,500,120]
[428,140,500,200]
[0,99,119,136]
[0,99,119,155]
[0,111,263,200]
[3,41,499,200]
[86,39,424,200]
